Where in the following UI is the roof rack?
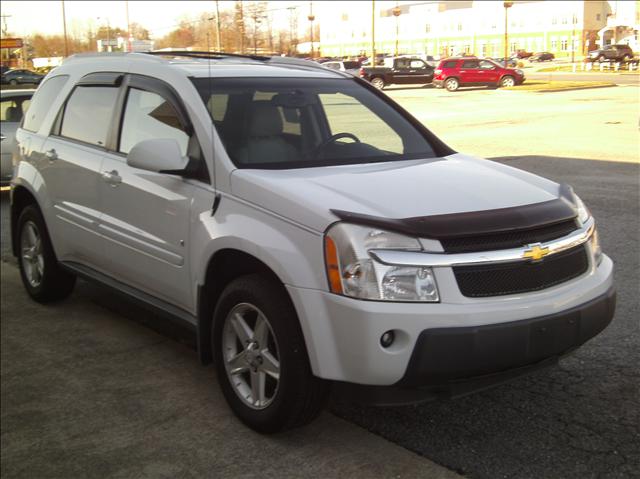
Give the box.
[144,50,270,61]
[144,50,332,72]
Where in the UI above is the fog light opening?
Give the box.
[380,330,395,348]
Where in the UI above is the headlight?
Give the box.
[324,223,439,302]
[573,193,591,225]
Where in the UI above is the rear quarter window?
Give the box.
[443,61,458,69]
[22,75,69,133]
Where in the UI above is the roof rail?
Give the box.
[265,56,328,71]
[144,50,332,73]
[144,50,270,61]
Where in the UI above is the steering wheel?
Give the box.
[312,132,361,158]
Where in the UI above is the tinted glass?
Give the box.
[119,88,189,155]
[443,61,458,68]
[462,60,479,68]
[192,77,436,169]
[60,85,118,147]
[22,75,69,132]
[343,61,360,69]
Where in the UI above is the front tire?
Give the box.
[370,77,385,90]
[17,205,76,303]
[445,77,459,92]
[212,274,329,433]
[500,75,516,88]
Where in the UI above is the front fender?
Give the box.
[192,195,327,294]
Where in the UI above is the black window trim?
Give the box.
[51,72,123,151]
[113,73,209,183]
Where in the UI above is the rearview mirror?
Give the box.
[127,138,189,174]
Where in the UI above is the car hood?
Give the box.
[230,153,564,233]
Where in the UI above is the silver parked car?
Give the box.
[1,89,34,186]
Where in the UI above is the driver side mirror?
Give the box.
[127,138,189,174]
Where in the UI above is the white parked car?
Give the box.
[1,89,34,186]
[321,60,361,76]
[10,52,615,433]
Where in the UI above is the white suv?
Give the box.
[10,52,615,433]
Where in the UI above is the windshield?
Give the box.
[191,77,436,169]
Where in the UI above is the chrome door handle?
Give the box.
[102,169,122,187]
[45,149,58,161]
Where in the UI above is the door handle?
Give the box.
[45,149,58,161]
[0,134,5,142]
[102,169,122,187]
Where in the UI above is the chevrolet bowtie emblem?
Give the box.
[523,243,550,261]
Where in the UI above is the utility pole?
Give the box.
[215,0,222,51]
[61,1,69,57]
[503,1,513,68]
[371,0,376,65]
[308,2,315,58]
[571,12,576,64]
[392,3,401,57]
[125,0,131,52]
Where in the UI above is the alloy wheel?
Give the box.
[20,221,44,288]
[222,303,281,410]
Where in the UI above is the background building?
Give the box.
[319,0,640,58]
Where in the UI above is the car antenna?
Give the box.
[206,19,221,216]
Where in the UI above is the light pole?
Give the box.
[392,4,401,57]
[308,2,315,58]
[215,0,222,51]
[571,13,576,64]
[371,0,376,65]
[503,1,513,68]
[61,1,69,57]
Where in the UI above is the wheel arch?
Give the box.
[10,184,41,257]
[196,248,294,365]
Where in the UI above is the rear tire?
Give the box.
[17,205,76,303]
[212,274,329,433]
[445,77,459,92]
[9,79,17,86]
[370,77,385,90]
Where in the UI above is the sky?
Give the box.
[1,1,318,39]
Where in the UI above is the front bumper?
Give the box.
[287,254,614,387]
[333,286,615,405]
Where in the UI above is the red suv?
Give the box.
[433,57,525,92]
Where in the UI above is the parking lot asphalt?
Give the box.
[332,156,640,479]
[1,86,639,479]
[0,237,459,479]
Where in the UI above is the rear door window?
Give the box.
[60,86,119,147]
[462,60,479,68]
[443,61,458,69]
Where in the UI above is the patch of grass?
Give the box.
[504,81,616,92]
